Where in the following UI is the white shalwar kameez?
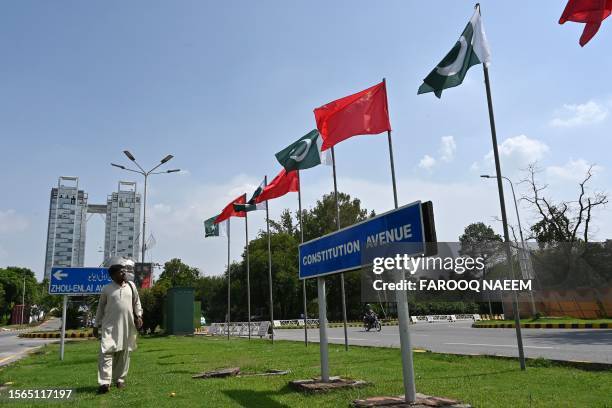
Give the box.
[95,281,142,386]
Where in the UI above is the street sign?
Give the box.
[49,267,111,295]
[299,201,435,279]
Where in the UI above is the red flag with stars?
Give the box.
[314,81,391,151]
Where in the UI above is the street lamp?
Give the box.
[481,174,537,315]
[111,151,180,264]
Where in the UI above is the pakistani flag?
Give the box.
[204,215,226,237]
[275,129,332,172]
[418,9,491,98]
[233,179,267,212]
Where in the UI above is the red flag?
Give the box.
[255,169,298,203]
[215,194,246,223]
[314,81,391,150]
[141,273,152,289]
[559,0,612,46]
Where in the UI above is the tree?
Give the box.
[522,163,608,246]
[459,222,503,246]
[35,279,62,320]
[301,192,372,241]
[0,267,38,323]
[157,258,200,287]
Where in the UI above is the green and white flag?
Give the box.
[418,9,491,98]
[233,179,267,212]
[204,215,226,237]
[275,129,332,172]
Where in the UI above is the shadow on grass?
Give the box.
[157,354,178,360]
[165,370,193,375]
[74,385,99,397]
[222,385,294,408]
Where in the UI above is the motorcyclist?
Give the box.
[364,304,377,325]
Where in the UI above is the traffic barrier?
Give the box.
[202,321,271,338]
[273,319,320,328]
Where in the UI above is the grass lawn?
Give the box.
[0,336,611,407]
[475,317,612,326]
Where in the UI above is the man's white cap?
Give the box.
[104,256,136,268]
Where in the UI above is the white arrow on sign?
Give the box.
[53,270,68,281]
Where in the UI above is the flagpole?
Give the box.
[475,3,525,371]
[482,61,526,371]
[331,147,349,351]
[383,78,398,208]
[245,211,251,340]
[383,77,417,403]
[297,170,308,347]
[265,175,274,344]
[227,218,231,341]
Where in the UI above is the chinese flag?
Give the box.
[255,169,299,203]
[314,81,391,150]
[559,0,612,46]
[215,194,246,223]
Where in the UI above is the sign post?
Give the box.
[49,267,112,361]
[59,295,67,360]
[299,201,435,385]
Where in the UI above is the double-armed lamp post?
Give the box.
[111,151,180,263]
[481,174,537,315]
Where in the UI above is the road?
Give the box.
[275,321,612,364]
[0,318,61,367]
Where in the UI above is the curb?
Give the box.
[18,332,94,339]
[473,322,610,329]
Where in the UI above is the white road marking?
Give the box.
[445,342,556,349]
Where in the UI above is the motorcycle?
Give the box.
[363,313,382,332]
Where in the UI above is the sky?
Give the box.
[1,1,611,281]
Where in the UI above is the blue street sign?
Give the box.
[49,267,112,295]
[299,201,427,279]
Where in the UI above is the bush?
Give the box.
[139,282,169,334]
[65,304,83,330]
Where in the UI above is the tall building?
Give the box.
[104,181,141,262]
[44,177,88,280]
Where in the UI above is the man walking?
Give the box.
[94,257,143,394]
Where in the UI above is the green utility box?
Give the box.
[164,287,195,335]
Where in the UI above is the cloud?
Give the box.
[418,136,456,171]
[550,101,608,128]
[0,209,29,234]
[439,136,457,162]
[483,135,549,171]
[418,154,436,170]
[152,203,172,214]
[546,159,604,182]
